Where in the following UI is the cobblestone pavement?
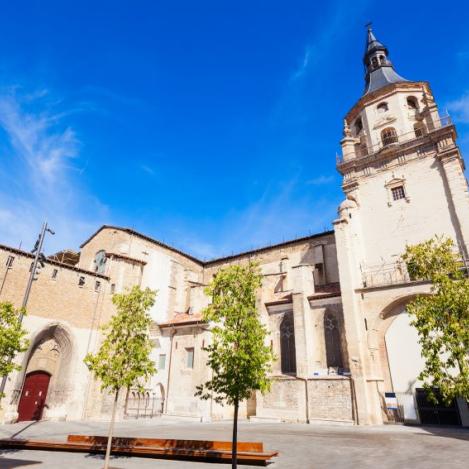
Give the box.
[0,418,468,468]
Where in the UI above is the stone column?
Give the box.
[333,214,382,425]
[291,264,315,378]
[438,147,469,259]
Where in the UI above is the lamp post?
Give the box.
[0,222,55,400]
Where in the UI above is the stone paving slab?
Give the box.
[0,419,468,468]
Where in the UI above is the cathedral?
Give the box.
[1,28,468,427]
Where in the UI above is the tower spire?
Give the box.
[363,25,408,95]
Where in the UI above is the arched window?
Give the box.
[381,127,398,146]
[354,117,363,135]
[377,102,389,113]
[379,55,386,65]
[94,250,107,274]
[407,96,418,110]
[324,313,343,369]
[371,56,379,68]
[280,312,296,374]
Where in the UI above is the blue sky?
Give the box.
[0,0,468,259]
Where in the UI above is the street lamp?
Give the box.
[0,221,55,401]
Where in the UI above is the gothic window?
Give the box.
[379,54,386,64]
[94,250,107,274]
[280,312,296,374]
[377,102,389,113]
[324,313,343,369]
[381,127,398,146]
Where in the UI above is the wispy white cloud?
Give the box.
[291,46,312,81]
[0,87,109,253]
[140,164,156,176]
[306,174,335,185]
[172,176,339,259]
[447,92,469,124]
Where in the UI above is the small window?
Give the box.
[391,186,406,201]
[414,123,426,138]
[371,56,379,67]
[377,102,389,113]
[407,96,418,110]
[29,262,34,273]
[185,347,194,369]
[110,283,116,294]
[379,55,386,65]
[51,268,58,280]
[354,117,363,135]
[158,354,166,370]
[78,276,85,287]
[95,280,101,292]
[6,255,14,268]
[381,127,398,146]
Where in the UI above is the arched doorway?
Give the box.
[17,371,51,421]
[385,311,425,422]
[15,324,73,421]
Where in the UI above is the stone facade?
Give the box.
[1,28,468,427]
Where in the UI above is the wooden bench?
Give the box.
[0,434,278,465]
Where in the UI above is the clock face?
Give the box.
[94,250,107,274]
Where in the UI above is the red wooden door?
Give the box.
[17,371,51,422]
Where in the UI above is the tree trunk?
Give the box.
[103,389,119,469]
[232,399,239,469]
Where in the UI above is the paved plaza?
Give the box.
[0,419,468,468]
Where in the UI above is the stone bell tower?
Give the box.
[333,26,469,425]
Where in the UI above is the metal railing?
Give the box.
[338,114,452,165]
[361,261,411,288]
[124,391,163,419]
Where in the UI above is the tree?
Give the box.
[195,262,274,469]
[0,302,29,402]
[402,236,469,404]
[84,286,157,469]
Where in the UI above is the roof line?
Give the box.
[80,225,335,266]
[0,243,109,279]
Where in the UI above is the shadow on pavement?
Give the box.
[0,456,41,468]
[10,421,42,440]
[411,425,469,442]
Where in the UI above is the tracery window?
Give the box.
[94,250,107,274]
[324,313,343,369]
[381,127,398,146]
[280,312,296,374]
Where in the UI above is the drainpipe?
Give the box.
[298,377,310,424]
[164,327,176,414]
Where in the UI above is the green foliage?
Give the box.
[0,302,29,398]
[84,286,157,393]
[196,262,275,406]
[402,236,469,403]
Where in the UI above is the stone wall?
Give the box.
[256,376,353,423]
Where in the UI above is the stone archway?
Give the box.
[16,323,74,421]
[374,295,428,423]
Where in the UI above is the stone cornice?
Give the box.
[337,124,457,179]
[345,81,431,123]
